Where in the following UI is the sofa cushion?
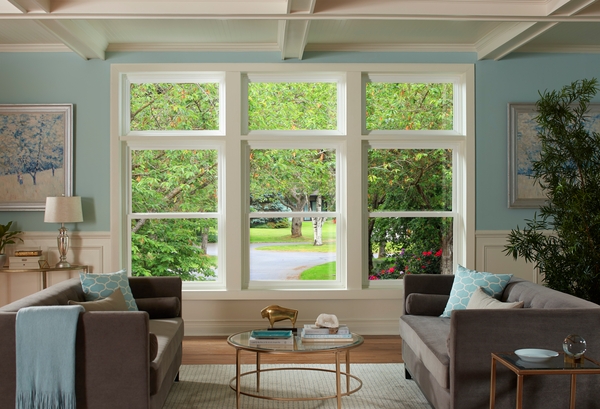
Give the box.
[136,297,181,319]
[79,270,138,311]
[68,288,129,311]
[405,293,450,316]
[399,315,451,389]
[148,317,184,396]
[467,286,524,309]
[440,265,512,317]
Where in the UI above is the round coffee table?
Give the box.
[227,330,364,409]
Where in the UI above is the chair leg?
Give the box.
[405,367,412,380]
[174,371,180,382]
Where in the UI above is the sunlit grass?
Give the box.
[250,221,336,244]
[299,262,336,280]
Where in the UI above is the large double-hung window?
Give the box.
[111,64,474,292]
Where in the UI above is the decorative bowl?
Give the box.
[514,348,559,363]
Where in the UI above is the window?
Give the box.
[111,64,474,292]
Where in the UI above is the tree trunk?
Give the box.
[312,195,324,246]
[201,228,208,254]
[441,223,453,274]
[291,217,303,238]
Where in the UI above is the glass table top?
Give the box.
[228,330,364,352]
[497,352,600,371]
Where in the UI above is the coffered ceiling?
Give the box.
[1,0,600,60]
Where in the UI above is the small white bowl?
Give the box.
[515,348,559,363]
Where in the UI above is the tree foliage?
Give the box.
[366,82,453,130]
[505,78,600,304]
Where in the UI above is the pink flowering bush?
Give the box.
[369,248,443,280]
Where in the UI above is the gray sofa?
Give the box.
[400,274,600,409]
[0,276,183,409]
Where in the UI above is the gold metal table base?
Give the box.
[227,331,365,409]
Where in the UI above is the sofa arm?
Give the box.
[77,311,152,409]
[403,274,455,315]
[448,308,600,409]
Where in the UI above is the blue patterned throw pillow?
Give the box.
[79,270,138,311]
[440,265,512,318]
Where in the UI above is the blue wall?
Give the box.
[1,51,599,232]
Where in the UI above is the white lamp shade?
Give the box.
[44,196,83,223]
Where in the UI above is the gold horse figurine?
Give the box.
[261,305,298,328]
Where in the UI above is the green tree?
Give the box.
[505,78,600,304]
[368,148,453,275]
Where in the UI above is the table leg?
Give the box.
[42,270,48,289]
[236,348,241,409]
[336,351,342,409]
[256,352,261,392]
[516,374,524,409]
[570,374,577,409]
[345,349,350,392]
[490,356,496,409]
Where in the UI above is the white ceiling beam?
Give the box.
[278,0,315,60]
[476,21,557,60]
[35,19,106,59]
[31,0,50,12]
[548,0,599,15]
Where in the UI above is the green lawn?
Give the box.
[299,261,336,280]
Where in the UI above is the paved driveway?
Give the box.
[207,243,335,280]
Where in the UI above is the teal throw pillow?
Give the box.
[79,270,138,311]
[440,265,512,318]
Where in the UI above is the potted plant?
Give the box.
[505,78,600,304]
[0,221,23,268]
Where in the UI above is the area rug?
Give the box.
[163,364,432,409]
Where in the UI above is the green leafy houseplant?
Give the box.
[504,78,600,304]
[0,221,23,254]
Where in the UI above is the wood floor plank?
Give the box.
[182,335,402,365]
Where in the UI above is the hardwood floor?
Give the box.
[182,335,403,365]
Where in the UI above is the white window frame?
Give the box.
[110,63,474,298]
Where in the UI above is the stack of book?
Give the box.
[248,330,294,349]
[300,324,353,342]
[9,250,44,269]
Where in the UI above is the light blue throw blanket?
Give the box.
[15,305,84,409]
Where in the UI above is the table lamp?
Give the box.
[44,196,83,268]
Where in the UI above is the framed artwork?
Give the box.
[508,103,600,208]
[0,104,73,211]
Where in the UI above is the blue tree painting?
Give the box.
[0,105,71,209]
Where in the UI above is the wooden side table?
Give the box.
[0,265,89,289]
[490,352,600,409]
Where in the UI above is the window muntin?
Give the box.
[365,79,454,131]
[130,83,220,131]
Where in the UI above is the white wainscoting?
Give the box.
[0,231,110,306]
[1,230,539,335]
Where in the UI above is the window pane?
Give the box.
[368,217,453,278]
[130,83,219,131]
[131,149,218,213]
[368,148,452,211]
[250,149,336,213]
[250,218,336,280]
[247,82,337,130]
[365,83,453,130]
[131,218,218,281]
